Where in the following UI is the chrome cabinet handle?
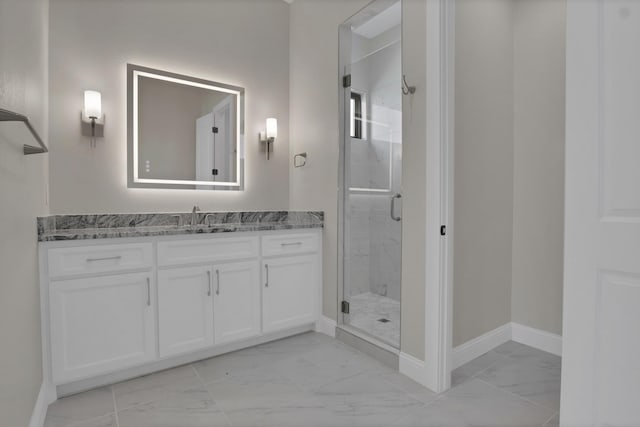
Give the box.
[86,255,122,262]
[207,270,212,296]
[146,277,151,306]
[215,269,220,295]
[390,193,402,222]
[281,242,303,247]
[265,264,269,287]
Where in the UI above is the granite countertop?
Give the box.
[37,211,323,242]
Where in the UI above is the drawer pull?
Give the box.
[146,277,151,306]
[280,242,303,247]
[216,270,220,295]
[86,255,122,262]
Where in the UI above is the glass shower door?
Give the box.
[340,0,403,348]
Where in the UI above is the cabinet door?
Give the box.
[213,261,261,344]
[50,272,156,384]
[158,266,214,358]
[262,255,318,333]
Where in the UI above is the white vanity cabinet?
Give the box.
[263,255,319,333]
[157,265,215,358]
[213,260,261,344]
[262,233,320,333]
[49,272,157,384]
[41,229,322,391]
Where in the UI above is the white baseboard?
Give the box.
[28,382,49,427]
[452,322,562,370]
[511,322,562,357]
[399,352,430,388]
[452,323,512,369]
[315,316,337,338]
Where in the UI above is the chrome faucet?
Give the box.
[191,205,201,226]
[171,214,184,227]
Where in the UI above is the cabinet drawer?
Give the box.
[48,243,153,278]
[262,233,319,257]
[157,236,259,267]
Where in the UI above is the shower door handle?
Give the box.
[390,193,402,222]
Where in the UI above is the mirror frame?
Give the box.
[127,63,245,190]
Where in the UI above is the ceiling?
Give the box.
[352,2,401,39]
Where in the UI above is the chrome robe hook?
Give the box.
[402,75,416,95]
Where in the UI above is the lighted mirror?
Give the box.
[127,64,244,190]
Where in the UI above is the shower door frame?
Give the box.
[337,0,455,394]
[337,0,405,352]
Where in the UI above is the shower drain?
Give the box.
[377,318,391,323]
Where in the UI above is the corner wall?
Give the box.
[0,0,49,424]
[453,0,515,347]
[454,0,566,346]
[511,0,565,336]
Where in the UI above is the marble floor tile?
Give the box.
[477,344,562,411]
[112,365,202,411]
[544,412,560,427]
[393,379,554,427]
[44,386,114,427]
[194,349,291,385]
[348,292,400,347]
[61,414,117,427]
[205,373,339,426]
[273,339,390,392]
[453,350,507,379]
[205,374,306,412]
[44,333,562,427]
[371,371,440,404]
[313,372,425,426]
[117,386,229,427]
[493,340,528,356]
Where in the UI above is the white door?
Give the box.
[211,95,235,182]
[195,95,235,185]
[195,113,214,185]
[158,266,214,357]
[262,255,318,333]
[213,261,261,344]
[562,1,640,425]
[49,272,156,384]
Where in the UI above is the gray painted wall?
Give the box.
[0,0,49,424]
[454,0,515,347]
[48,0,290,214]
[454,0,566,346]
[288,0,370,324]
[511,0,565,336]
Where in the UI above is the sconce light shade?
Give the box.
[84,90,102,120]
[266,118,278,140]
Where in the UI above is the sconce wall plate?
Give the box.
[80,112,105,138]
[259,118,277,160]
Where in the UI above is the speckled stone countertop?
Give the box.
[37,211,323,242]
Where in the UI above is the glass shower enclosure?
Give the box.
[338,0,403,349]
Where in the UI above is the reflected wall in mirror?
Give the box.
[127,64,244,190]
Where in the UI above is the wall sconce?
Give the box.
[81,90,104,147]
[259,117,277,160]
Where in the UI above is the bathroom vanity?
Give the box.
[37,211,323,395]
